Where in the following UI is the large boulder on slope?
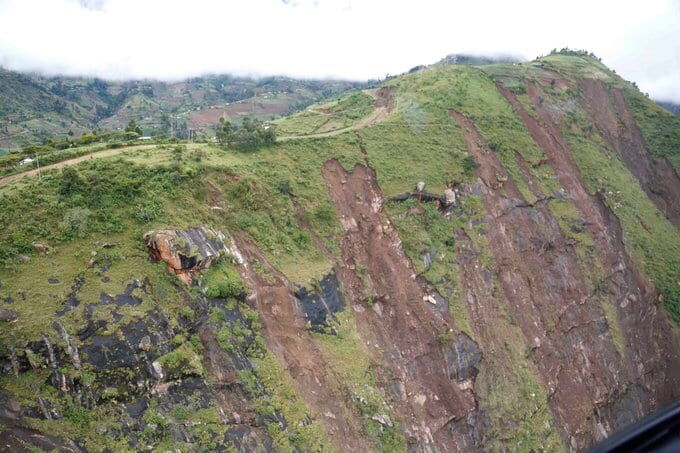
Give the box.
[143,227,238,285]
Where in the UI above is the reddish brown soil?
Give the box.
[514,150,546,199]
[375,86,395,111]
[190,102,290,128]
[231,234,371,452]
[495,85,680,447]
[322,159,478,451]
[577,79,680,228]
[452,110,626,448]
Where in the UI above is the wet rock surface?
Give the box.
[444,333,482,382]
[295,270,345,331]
[0,274,276,451]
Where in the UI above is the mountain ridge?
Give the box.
[0,52,679,452]
[0,66,367,149]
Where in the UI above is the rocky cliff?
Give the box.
[1,53,679,452]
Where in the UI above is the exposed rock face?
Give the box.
[231,235,373,452]
[3,60,680,453]
[1,276,275,451]
[578,78,680,227]
[144,227,241,284]
[322,160,481,451]
[479,84,680,448]
[294,271,345,331]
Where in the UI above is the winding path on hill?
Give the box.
[277,87,394,141]
[0,145,149,187]
[0,89,394,187]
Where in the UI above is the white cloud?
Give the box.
[0,0,679,101]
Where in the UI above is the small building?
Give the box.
[18,157,35,166]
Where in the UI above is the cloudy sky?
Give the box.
[1,0,679,101]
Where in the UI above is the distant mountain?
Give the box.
[657,100,680,116]
[435,53,521,66]
[0,67,366,148]
[405,53,522,75]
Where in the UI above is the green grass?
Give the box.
[390,65,558,201]
[485,53,680,325]
[239,353,332,453]
[562,120,680,322]
[314,311,406,452]
[274,91,374,136]
[623,89,680,172]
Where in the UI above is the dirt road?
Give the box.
[278,87,394,141]
[0,145,148,187]
[0,87,395,186]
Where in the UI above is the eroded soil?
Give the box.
[322,159,481,451]
[494,85,680,447]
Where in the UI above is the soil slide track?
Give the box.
[452,110,625,449]
[322,159,480,451]
[577,79,680,228]
[495,85,680,447]
[231,235,371,452]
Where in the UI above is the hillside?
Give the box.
[0,67,366,149]
[1,53,679,452]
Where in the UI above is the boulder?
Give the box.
[138,336,152,351]
[0,309,18,322]
[444,332,483,382]
[144,227,240,285]
[444,188,456,206]
[32,242,50,255]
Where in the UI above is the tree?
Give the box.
[215,116,275,151]
[159,114,171,136]
[216,117,234,145]
[59,167,85,197]
[125,120,143,137]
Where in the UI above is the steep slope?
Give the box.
[1,54,679,452]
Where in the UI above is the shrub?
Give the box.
[63,405,91,429]
[133,199,163,224]
[59,167,86,197]
[462,156,479,173]
[61,208,92,237]
[204,262,247,299]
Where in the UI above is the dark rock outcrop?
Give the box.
[295,271,345,331]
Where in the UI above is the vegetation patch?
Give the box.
[313,311,406,452]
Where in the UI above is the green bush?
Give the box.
[63,405,91,429]
[60,207,92,237]
[133,199,163,224]
[204,262,247,299]
[462,155,479,173]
